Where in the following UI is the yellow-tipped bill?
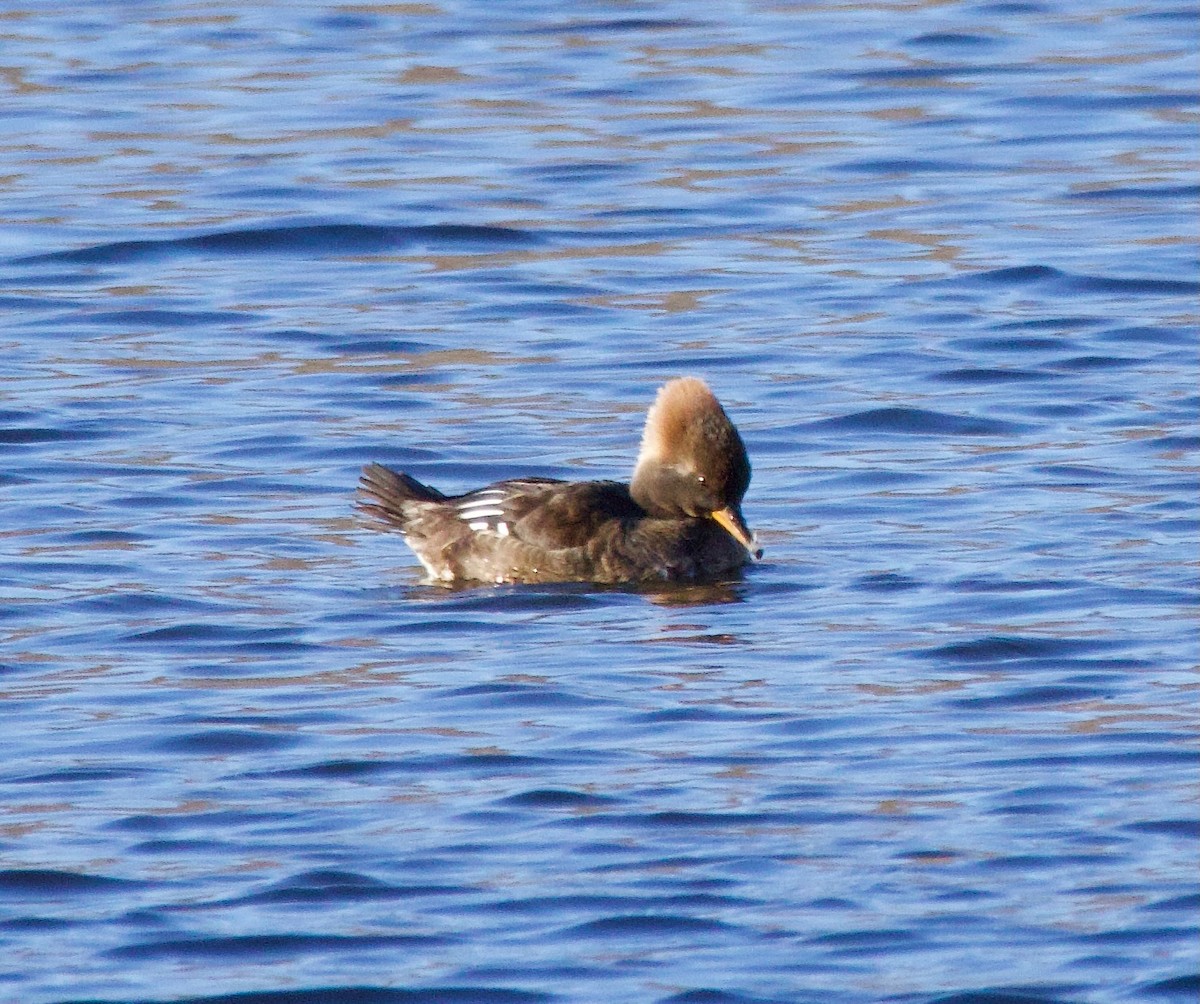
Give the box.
[711,506,762,560]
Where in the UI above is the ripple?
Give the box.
[1140,893,1200,914]
[0,868,142,895]
[949,576,1081,592]
[963,265,1200,296]
[107,932,454,959]
[74,307,248,327]
[499,789,619,809]
[0,424,108,445]
[1137,974,1200,999]
[1123,819,1200,839]
[948,684,1112,709]
[248,759,397,780]
[107,810,293,833]
[1073,926,1196,946]
[852,572,921,592]
[154,729,301,754]
[1065,184,1200,201]
[908,32,1004,49]
[932,367,1054,384]
[924,992,1078,1004]
[6,766,147,784]
[833,157,978,173]
[184,870,468,909]
[1048,355,1138,371]
[566,913,736,936]
[525,17,702,36]
[79,990,558,1004]
[916,635,1118,663]
[12,223,546,266]
[803,407,1024,437]
[807,927,924,953]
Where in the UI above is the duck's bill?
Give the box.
[711,507,763,560]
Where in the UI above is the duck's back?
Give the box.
[361,465,643,582]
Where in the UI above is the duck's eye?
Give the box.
[696,475,706,484]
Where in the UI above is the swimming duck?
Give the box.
[358,377,760,584]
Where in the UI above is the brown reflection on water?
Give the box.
[408,240,676,273]
[639,580,746,608]
[868,227,966,263]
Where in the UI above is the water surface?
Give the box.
[1,1,1196,1002]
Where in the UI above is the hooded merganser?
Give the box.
[358,377,760,584]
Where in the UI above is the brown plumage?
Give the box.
[358,377,760,584]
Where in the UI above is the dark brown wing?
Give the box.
[470,479,643,551]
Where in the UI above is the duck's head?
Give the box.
[630,377,761,559]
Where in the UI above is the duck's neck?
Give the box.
[630,460,691,517]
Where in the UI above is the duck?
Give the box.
[358,376,760,584]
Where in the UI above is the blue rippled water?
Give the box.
[1,1,1196,1002]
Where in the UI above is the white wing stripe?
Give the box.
[458,506,505,520]
[458,489,505,505]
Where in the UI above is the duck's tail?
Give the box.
[358,462,446,528]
